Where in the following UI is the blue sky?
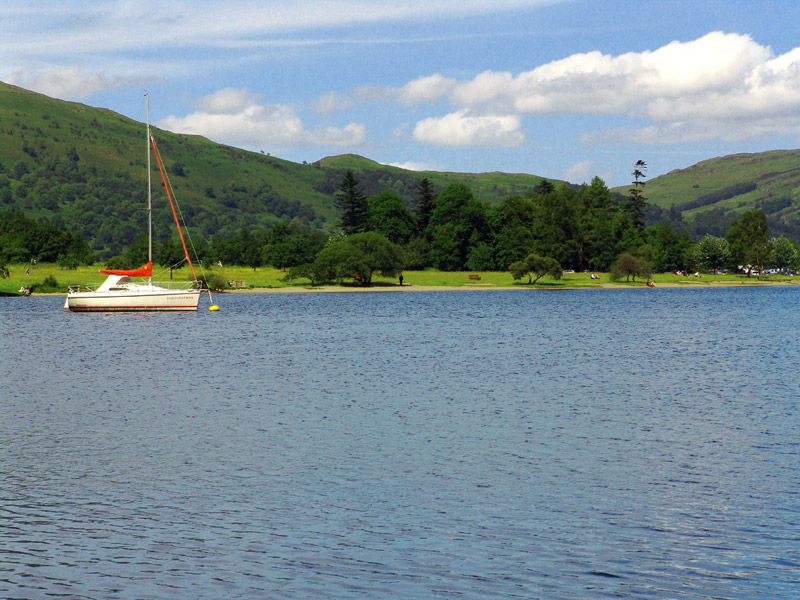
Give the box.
[4,0,800,187]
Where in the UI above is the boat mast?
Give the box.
[145,94,153,286]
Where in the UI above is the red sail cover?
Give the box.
[100,261,152,277]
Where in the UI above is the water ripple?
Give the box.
[1,288,799,598]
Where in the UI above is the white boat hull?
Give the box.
[65,289,201,312]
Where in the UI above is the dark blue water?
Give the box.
[1,288,799,599]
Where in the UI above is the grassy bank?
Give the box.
[1,262,798,296]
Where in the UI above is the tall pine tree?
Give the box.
[414,178,435,236]
[627,159,647,230]
[335,169,369,234]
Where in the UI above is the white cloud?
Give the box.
[451,70,514,107]
[2,1,569,57]
[399,74,457,105]
[504,32,776,117]
[312,123,368,146]
[5,66,146,101]
[312,91,352,116]
[387,160,439,171]
[0,0,571,108]
[193,87,262,115]
[412,110,524,147]
[396,32,800,145]
[563,160,598,183]
[158,88,367,148]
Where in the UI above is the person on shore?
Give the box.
[399,274,404,286]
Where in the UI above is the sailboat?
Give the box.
[65,96,203,312]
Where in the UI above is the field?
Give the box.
[2,263,798,297]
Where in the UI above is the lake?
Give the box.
[1,287,798,599]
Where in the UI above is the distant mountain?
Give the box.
[613,151,800,238]
[0,82,549,256]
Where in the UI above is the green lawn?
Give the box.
[2,263,797,296]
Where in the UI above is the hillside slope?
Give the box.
[613,151,800,237]
[0,82,548,255]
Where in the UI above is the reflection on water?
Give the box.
[1,288,799,599]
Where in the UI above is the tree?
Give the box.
[125,235,150,267]
[465,242,495,271]
[577,176,617,271]
[56,253,80,270]
[610,252,650,282]
[530,184,581,270]
[683,244,701,274]
[283,262,329,287]
[345,231,405,284]
[156,239,185,279]
[286,232,404,286]
[414,178,436,236]
[535,178,555,195]
[726,210,769,276]
[335,169,369,234]
[768,236,798,272]
[488,195,536,269]
[696,235,730,273]
[645,224,691,273]
[368,190,416,245]
[427,183,488,271]
[402,236,431,270]
[509,254,563,284]
[627,159,648,230]
[243,239,264,272]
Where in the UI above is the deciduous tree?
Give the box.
[610,252,650,282]
[285,232,404,286]
[768,236,798,272]
[696,234,730,273]
[726,209,769,276]
[509,254,563,284]
[368,190,416,245]
[156,239,185,279]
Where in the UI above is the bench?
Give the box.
[468,274,481,280]
[227,280,246,288]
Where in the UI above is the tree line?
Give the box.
[0,212,94,271]
[188,165,800,285]
[3,163,799,284]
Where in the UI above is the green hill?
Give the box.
[11,80,800,251]
[316,154,544,201]
[0,82,549,257]
[613,151,800,238]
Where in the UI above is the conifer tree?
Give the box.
[414,178,435,236]
[627,159,648,230]
[335,169,369,234]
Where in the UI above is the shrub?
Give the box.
[197,273,227,292]
[30,274,62,293]
[105,255,132,270]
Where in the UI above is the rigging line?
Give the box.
[161,162,203,270]
[150,133,197,283]
[157,158,214,300]
[149,132,215,304]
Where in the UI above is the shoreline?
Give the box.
[12,278,800,297]
[221,279,800,293]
